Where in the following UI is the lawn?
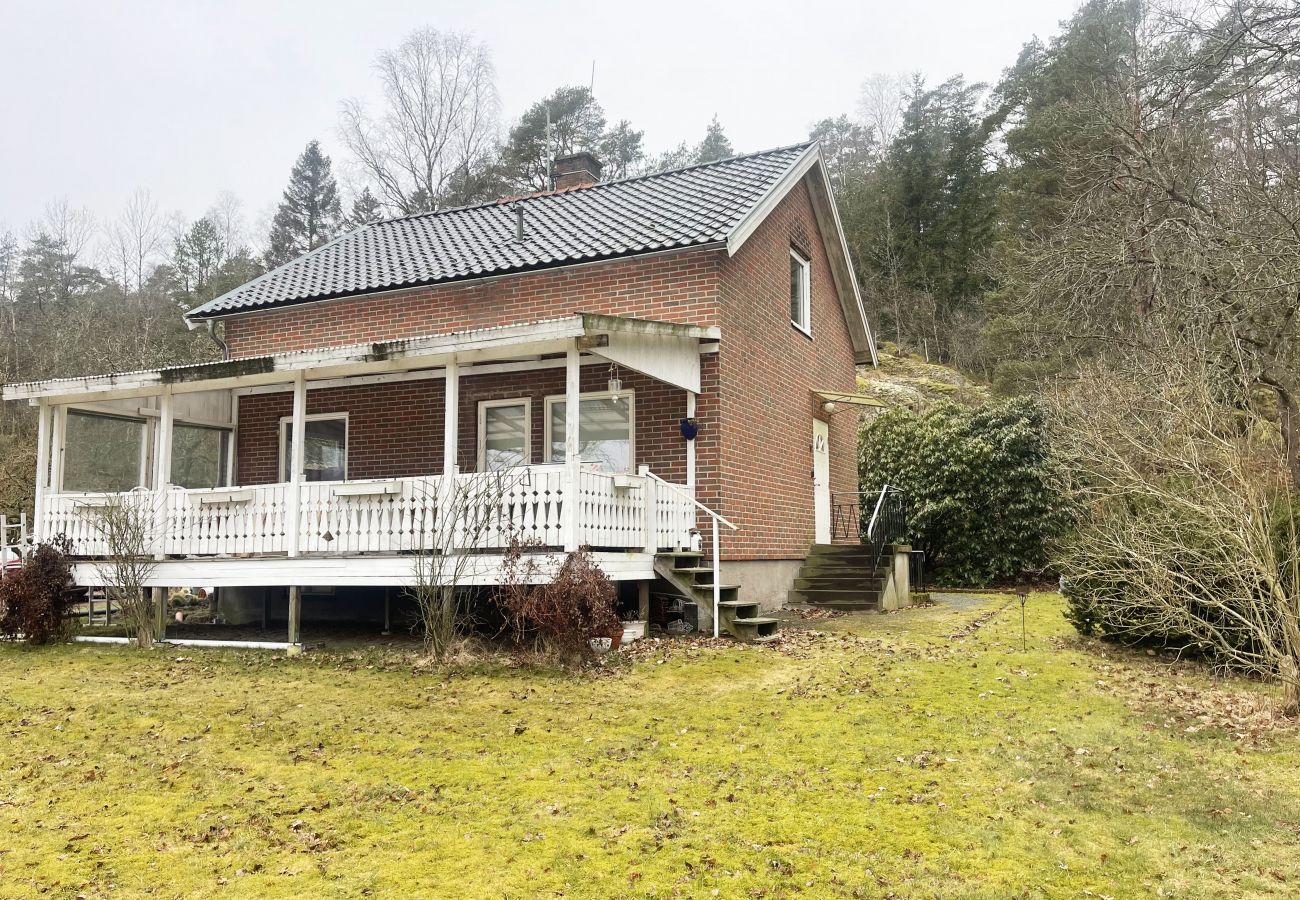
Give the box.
[2,594,1300,898]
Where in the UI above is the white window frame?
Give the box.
[477,397,532,472]
[169,422,234,490]
[542,390,636,473]
[59,408,149,492]
[790,248,812,336]
[278,412,349,482]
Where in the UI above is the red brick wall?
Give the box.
[235,364,689,486]
[222,250,721,358]
[225,176,864,562]
[716,181,862,560]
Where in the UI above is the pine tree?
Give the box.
[266,140,343,267]
[695,115,734,163]
[347,187,384,228]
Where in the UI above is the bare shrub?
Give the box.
[409,469,529,661]
[497,547,619,660]
[0,536,75,644]
[90,494,160,648]
[1051,334,1300,714]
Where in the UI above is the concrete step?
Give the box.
[729,616,779,643]
[788,589,883,609]
[794,575,886,592]
[806,543,877,557]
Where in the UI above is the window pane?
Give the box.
[284,418,347,482]
[484,403,528,471]
[550,398,631,473]
[62,413,143,492]
[171,425,230,489]
[790,254,806,327]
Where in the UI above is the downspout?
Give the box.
[204,319,230,361]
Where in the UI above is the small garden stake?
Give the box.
[1019,591,1028,651]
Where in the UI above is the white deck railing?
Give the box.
[37,467,695,559]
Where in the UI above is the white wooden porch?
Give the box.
[44,466,698,587]
[6,314,718,590]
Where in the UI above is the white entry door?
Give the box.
[812,419,831,544]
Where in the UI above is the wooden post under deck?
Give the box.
[287,586,302,653]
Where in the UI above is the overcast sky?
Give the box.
[1,0,1081,245]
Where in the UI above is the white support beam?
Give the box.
[50,405,67,495]
[686,391,697,492]
[33,401,51,543]
[443,355,459,476]
[287,372,307,558]
[153,387,174,490]
[152,388,175,560]
[563,341,581,552]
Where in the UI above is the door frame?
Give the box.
[812,418,831,543]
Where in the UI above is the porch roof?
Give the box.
[2,314,720,405]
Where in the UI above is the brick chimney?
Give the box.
[552,152,602,190]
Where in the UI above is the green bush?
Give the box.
[859,397,1070,585]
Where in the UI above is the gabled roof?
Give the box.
[186,144,814,321]
[184,141,877,365]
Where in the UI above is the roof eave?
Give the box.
[726,145,878,367]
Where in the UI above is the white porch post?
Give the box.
[152,387,174,559]
[443,355,459,476]
[153,387,174,490]
[685,391,697,493]
[50,405,66,497]
[32,401,52,543]
[440,355,460,553]
[287,371,307,558]
[640,464,657,554]
[563,342,581,552]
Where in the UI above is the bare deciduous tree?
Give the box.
[90,493,160,648]
[340,28,499,215]
[105,189,164,296]
[409,467,529,660]
[859,72,907,152]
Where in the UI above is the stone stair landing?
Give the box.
[787,543,890,611]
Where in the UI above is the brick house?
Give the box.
[3,143,879,647]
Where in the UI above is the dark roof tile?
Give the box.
[186,143,812,319]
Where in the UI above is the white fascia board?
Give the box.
[4,317,590,404]
[726,144,878,367]
[725,144,820,257]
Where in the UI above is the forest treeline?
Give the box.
[2,1,1298,491]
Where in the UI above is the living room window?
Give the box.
[478,398,531,471]
[544,391,635,473]
[279,413,348,482]
[790,248,811,335]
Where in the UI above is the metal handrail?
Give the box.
[864,484,892,541]
[644,470,738,638]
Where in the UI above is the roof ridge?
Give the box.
[378,141,816,226]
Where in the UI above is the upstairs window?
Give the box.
[790,249,811,334]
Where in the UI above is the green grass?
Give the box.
[2,594,1299,898]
